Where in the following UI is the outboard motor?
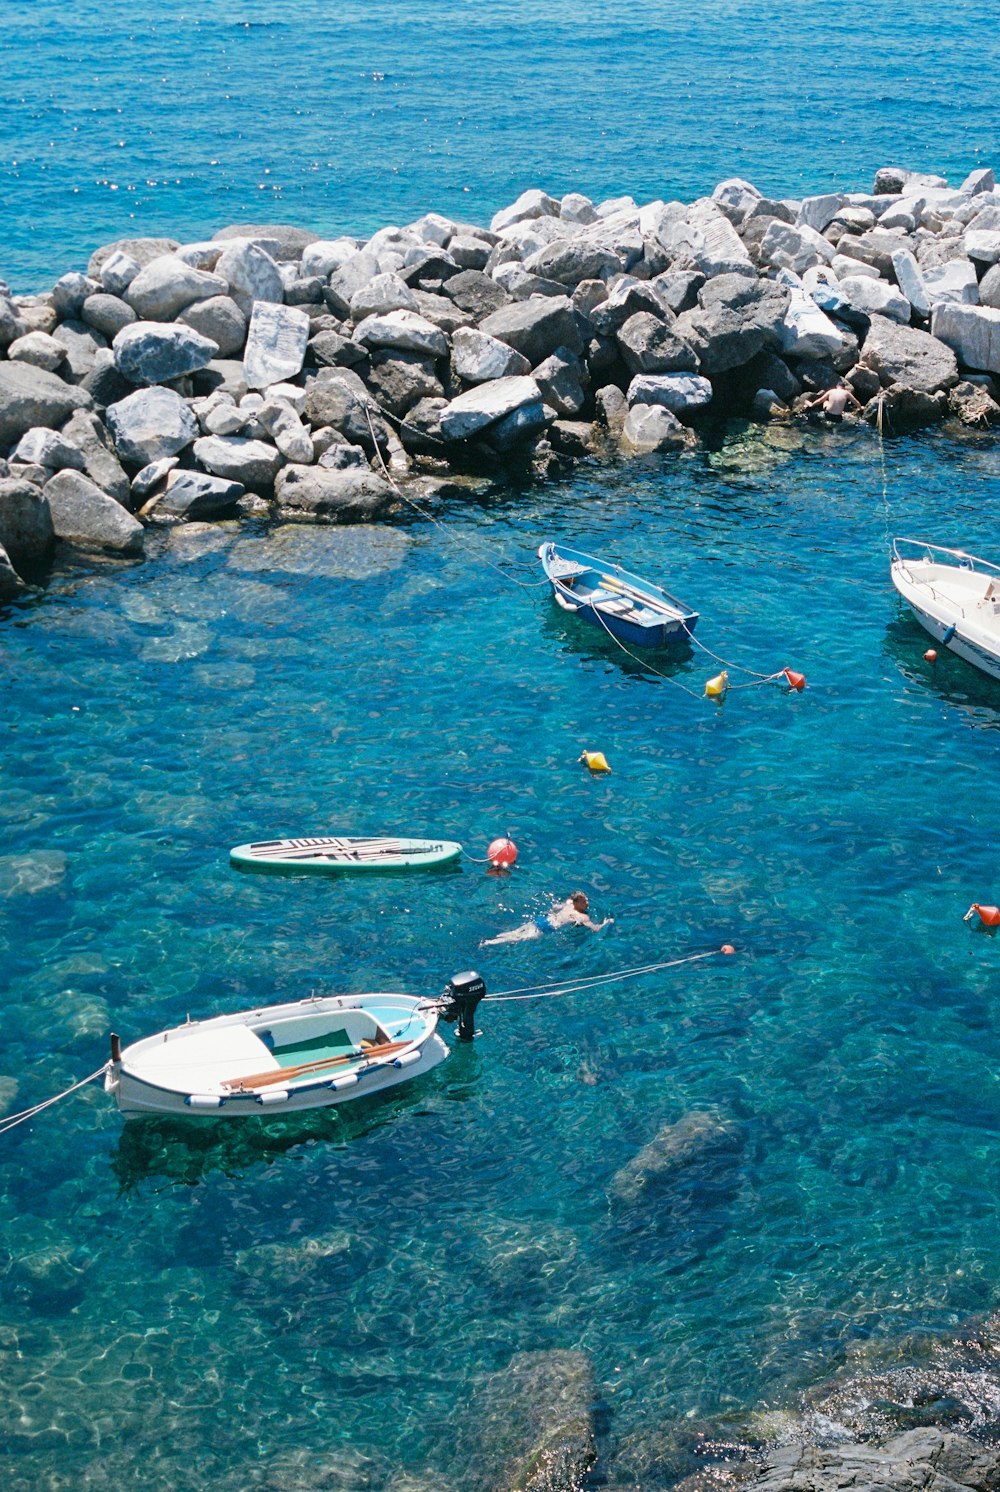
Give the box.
[440,970,486,1041]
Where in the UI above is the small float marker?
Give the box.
[924,649,938,663]
[705,670,729,699]
[721,943,735,955]
[580,750,611,773]
[783,668,806,691]
[487,836,518,869]
[964,903,1000,927]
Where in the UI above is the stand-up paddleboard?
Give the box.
[230,835,463,875]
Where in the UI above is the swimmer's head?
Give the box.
[571,892,589,912]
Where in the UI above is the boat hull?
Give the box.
[539,540,697,649]
[230,836,463,874]
[105,993,449,1119]
[890,540,1000,683]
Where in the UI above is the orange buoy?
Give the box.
[964,903,1000,927]
[783,668,806,691]
[721,944,735,955]
[924,649,937,663]
[487,836,518,869]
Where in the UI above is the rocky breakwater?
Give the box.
[2,161,1000,602]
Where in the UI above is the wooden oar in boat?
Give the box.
[598,574,682,616]
[222,1039,411,1093]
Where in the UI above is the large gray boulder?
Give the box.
[155,469,244,519]
[125,256,229,320]
[43,470,144,554]
[242,302,310,389]
[922,259,980,309]
[0,543,28,601]
[213,239,284,317]
[532,348,587,417]
[80,293,137,340]
[443,269,511,320]
[620,403,694,453]
[438,375,542,440]
[87,237,180,280]
[0,478,55,570]
[461,1349,597,1492]
[609,1110,743,1204]
[675,277,789,374]
[61,409,131,503]
[779,287,846,360]
[931,303,1000,374]
[627,372,713,415]
[837,273,911,324]
[304,372,389,451]
[105,386,199,468]
[490,188,561,234]
[859,313,960,391]
[522,238,622,286]
[478,295,583,363]
[759,220,836,273]
[192,434,283,490]
[452,326,531,383]
[112,322,219,385]
[744,1429,1000,1492]
[349,271,419,319]
[616,311,699,375]
[352,310,449,358]
[6,331,66,371]
[177,295,247,358]
[273,464,395,518]
[12,428,86,472]
[52,320,108,380]
[0,363,91,448]
[365,351,443,416]
[212,222,319,260]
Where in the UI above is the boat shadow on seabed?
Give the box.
[109,1054,476,1192]
[883,614,1000,722]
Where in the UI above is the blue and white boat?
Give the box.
[538,540,698,648]
[891,538,1000,682]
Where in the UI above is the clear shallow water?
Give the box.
[3,423,1000,1487]
[2,0,1000,291]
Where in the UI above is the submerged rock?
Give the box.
[609,1109,744,1204]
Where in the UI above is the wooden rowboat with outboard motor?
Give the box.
[104,973,486,1119]
[538,540,698,649]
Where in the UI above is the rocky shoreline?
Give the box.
[1,162,1000,600]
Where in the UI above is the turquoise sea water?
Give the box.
[3,425,1000,1488]
[2,0,1000,292]
[4,2,1000,1487]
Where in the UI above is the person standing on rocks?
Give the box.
[804,382,860,423]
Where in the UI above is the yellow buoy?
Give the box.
[705,670,729,699]
[579,749,611,773]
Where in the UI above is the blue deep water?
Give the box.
[4,2,1000,1488]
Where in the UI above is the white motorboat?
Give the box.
[890,538,1000,682]
[104,974,485,1119]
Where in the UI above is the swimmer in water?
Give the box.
[481,892,613,946]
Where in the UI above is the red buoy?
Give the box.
[783,668,806,691]
[924,649,938,663]
[721,944,735,956]
[487,836,518,869]
[964,903,1000,927]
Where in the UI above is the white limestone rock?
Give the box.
[560,192,599,225]
[99,250,141,296]
[105,386,199,467]
[12,428,86,472]
[961,167,996,195]
[438,376,542,440]
[126,256,229,321]
[796,193,849,233]
[890,250,931,319]
[6,331,66,370]
[349,272,419,320]
[451,327,531,384]
[255,397,314,464]
[831,254,880,280]
[213,240,284,317]
[192,434,283,489]
[300,238,360,278]
[157,469,244,518]
[922,259,980,309]
[490,189,561,234]
[448,237,491,271]
[682,199,755,277]
[626,373,713,414]
[0,363,92,448]
[931,303,1000,374]
[113,322,219,385]
[172,241,224,272]
[965,230,1000,266]
[779,286,845,360]
[352,310,448,358]
[711,178,764,227]
[760,221,836,274]
[837,275,911,324]
[242,302,310,390]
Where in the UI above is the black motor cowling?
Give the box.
[441,970,486,1041]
